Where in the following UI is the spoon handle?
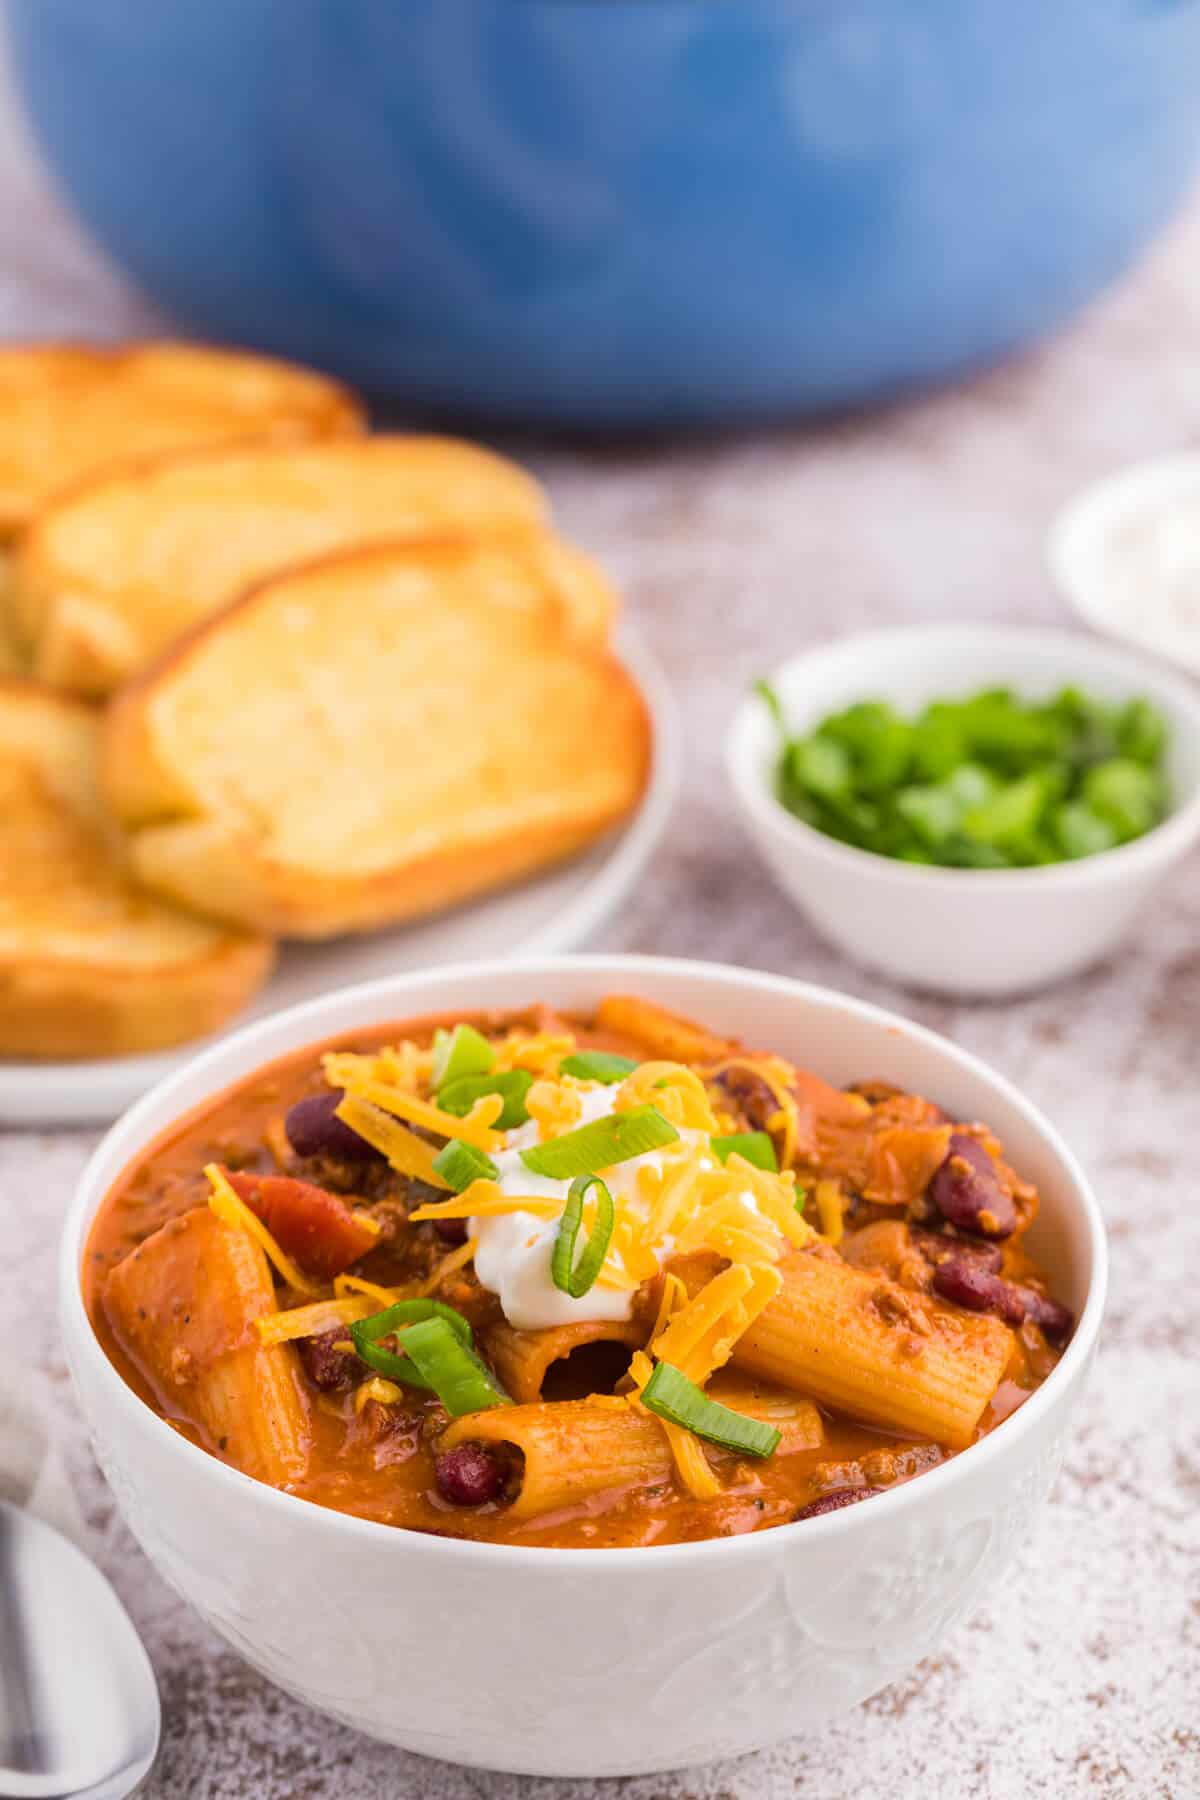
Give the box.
[0,1503,51,1775]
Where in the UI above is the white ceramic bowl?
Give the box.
[727,626,1200,997]
[63,955,1106,1778]
[1048,453,1200,679]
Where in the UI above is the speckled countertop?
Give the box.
[1,48,1198,1800]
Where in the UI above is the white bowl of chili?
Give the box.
[62,955,1106,1777]
[727,625,1200,996]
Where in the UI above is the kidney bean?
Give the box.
[285,1089,383,1163]
[299,1328,361,1393]
[433,1216,469,1246]
[714,1066,781,1135]
[913,1229,1003,1275]
[1013,1287,1075,1344]
[928,1135,1017,1239]
[794,1487,874,1522]
[434,1443,504,1507]
[932,1255,1026,1326]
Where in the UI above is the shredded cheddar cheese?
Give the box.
[323,1042,430,1096]
[526,1078,583,1137]
[463,1093,505,1132]
[649,1272,687,1344]
[334,1095,449,1187]
[815,1178,845,1245]
[255,1294,374,1345]
[354,1377,405,1413]
[649,1263,778,1386]
[660,1418,722,1500]
[625,1257,784,1499]
[410,1182,561,1223]
[492,1031,577,1074]
[347,1080,501,1151]
[419,1235,479,1295]
[614,1062,719,1131]
[334,1272,408,1307]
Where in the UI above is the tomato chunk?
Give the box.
[226,1172,377,1281]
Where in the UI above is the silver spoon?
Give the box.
[0,1501,159,1798]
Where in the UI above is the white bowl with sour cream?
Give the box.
[63,955,1105,1777]
[1049,452,1200,677]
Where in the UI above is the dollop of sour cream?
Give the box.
[471,1084,700,1331]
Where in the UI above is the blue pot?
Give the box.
[8,0,1200,428]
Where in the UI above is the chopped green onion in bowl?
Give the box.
[640,1362,781,1459]
[710,1131,778,1172]
[520,1105,678,1179]
[757,682,1171,870]
[558,1050,638,1084]
[551,1174,615,1298]
[431,1022,495,1089]
[432,1138,499,1192]
[438,1069,533,1129]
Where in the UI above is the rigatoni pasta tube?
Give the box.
[103,1205,310,1485]
[591,996,736,1066]
[441,1389,824,1520]
[484,1319,647,1404]
[729,1250,1011,1449]
[443,1399,673,1518]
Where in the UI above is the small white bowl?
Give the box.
[727,625,1200,998]
[63,955,1105,1777]
[1049,453,1200,679]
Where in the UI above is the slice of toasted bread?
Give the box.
[101,540,652,939]
[0,552,26,676]
[0,340,362,541]
[0,681,273,1057]
[13,434,565,694]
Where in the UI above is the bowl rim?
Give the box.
[726,623,1200,892]
[62,952,1107,1571]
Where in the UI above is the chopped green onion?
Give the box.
[350,1299,474,1386]
[1081,758,1165,842]
[431,1138,499,1192]
[520,1105,678,1179]
[396,1317,508,1416]
[788,734,852,800]
[1054,801,1118,860]
[710,1131,779,1173]
[755,678,787,732]
[551,1175,615,1298]
[438,1069,533,1129]
[758,680,1170,869]
[558,1051,638,1085]
[641,1362,781,1459]
[430,1023,495,1089]
[961,771,1054,852]
[1115,696,1166,765]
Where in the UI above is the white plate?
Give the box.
[1048,452,1200,677]
[1,629,679,1127]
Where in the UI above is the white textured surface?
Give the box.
[1,45,1198,1800]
